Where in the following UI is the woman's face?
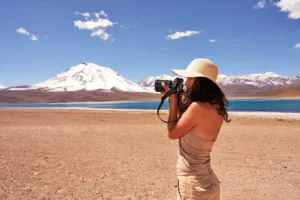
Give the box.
[184,77,196,90]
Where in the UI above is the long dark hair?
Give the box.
[188,77,231,123]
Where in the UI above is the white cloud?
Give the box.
[120,24,135,28]
[30,35,38,41]
[74,10,118,41]
[209,39,217,43]
[94,10,108,19]
[81,12,90,18]
[94,13,100,19]
[166,30,200,40]
[275,0,300,19]
[74,18,114,30]
[294,43,300,48]
[16,27,30,35]
[75,11,90,19]
[100,10,108,18]
[253,0,266,9]
[91,29,111,40]
[16,27,39,41]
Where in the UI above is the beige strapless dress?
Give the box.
[176,129,221,200]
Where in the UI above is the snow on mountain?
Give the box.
[140,72,300,89]
[138,74,174,87]
[217,74,228,80]
[14,62,154,93]
[216,72,300,88]
[136,75,174,92]
[289,75,300,85]
[0,84,6,89]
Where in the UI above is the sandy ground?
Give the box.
[0,108,300,200]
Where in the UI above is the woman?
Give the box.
[161,58,231,200]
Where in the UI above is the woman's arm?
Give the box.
[161,83,197,139]
[167,94,178,133]
[167,102,199,139]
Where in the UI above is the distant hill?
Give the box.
[223,85,300,98]
[0,85,298,103]
[0,90,160,103]
[256,85,300,98]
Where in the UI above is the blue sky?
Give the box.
[0,0,300,87]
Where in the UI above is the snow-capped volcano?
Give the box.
[0,84,6,89]
[25,62,153,92]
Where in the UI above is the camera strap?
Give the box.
[156,87,183,123]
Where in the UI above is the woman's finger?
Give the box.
[161,82,169,91]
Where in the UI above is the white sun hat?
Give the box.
[171,58,224,92]
[171,58,218,81]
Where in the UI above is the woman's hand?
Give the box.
[160,82,170,95]
[161,82,177,106]
[161,82,176,99]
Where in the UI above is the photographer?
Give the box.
[160,58,231,200]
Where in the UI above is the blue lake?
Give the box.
[1,99,300,113]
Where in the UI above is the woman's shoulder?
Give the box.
[191,102,223,119]
[192,101,214,111]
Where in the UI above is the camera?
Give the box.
[155,77,185,123]
[154,77,184,93]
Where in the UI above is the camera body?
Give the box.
[154,77,184,93]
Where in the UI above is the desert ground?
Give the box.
[0,108,300,200]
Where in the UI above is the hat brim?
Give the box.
[170,69,224,92]
[171,69,205,78]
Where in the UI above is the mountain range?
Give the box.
[0,62,299,103]
[139,72,300,89]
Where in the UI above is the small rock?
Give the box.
[100,174,106,178]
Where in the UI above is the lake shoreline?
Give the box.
[2,107,300,120]
[1,98,300,115]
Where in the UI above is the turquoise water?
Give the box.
[1,99,300,113]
